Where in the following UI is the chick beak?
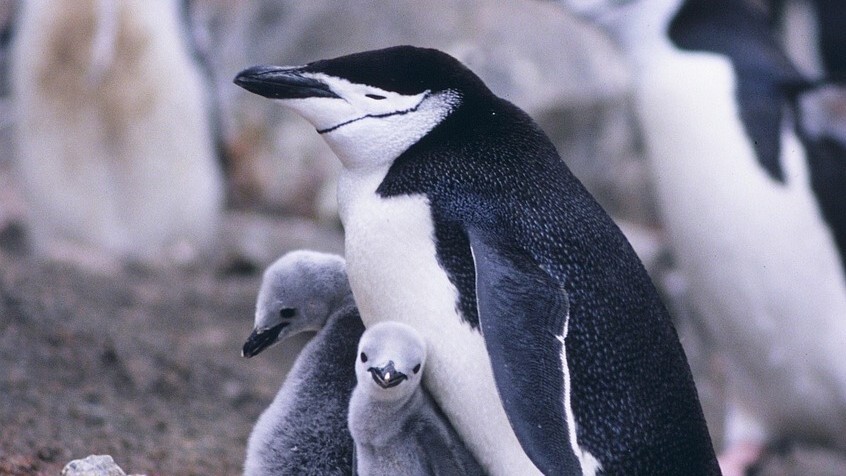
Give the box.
[241,321,287,358]
[368,361,408,389]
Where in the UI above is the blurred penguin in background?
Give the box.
[554,0,846,474]
[10,0,224,267]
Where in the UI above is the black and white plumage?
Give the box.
[235,46,719,475]
[769,0,846,79]
[669,0,846,272]
[556,0,846,464]
[348,321,484,476]
[242,250,363,476]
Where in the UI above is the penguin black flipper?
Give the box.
[468,226,582,475]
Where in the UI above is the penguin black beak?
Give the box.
[234,65,340,100]
[241,322,288,358]
[368,361,408,389]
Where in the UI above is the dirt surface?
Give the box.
[0,222,331,476]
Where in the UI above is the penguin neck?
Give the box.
[318,89,461,172]
[334,291,357,312]
[311,285,352,328]
[351,386,421,444]
[326,292,358,328]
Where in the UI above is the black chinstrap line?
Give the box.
[317,91,433,134]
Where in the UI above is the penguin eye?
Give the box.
[360,352,368,363]
[365,93,386,100]
[413,363,421,374]
[280,308,296,319]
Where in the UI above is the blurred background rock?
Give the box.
[0,0,840,474]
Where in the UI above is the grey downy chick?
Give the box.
[349,321,485,476]
[243,250,363,476]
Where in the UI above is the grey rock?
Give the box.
[0,0,16,96]
[61,455,130,476]
[798,84,846,144]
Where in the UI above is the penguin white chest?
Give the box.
[337,171,542,476]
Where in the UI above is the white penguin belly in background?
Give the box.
[11,0,223,264]
[636,51,846,447]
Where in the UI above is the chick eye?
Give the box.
[412,363,421,374]
[280,308,296,319]
[365,93,386,100]
[360,352,368,363]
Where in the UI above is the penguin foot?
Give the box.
[718,441,763,476]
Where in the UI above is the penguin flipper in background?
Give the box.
[468,227,581,475]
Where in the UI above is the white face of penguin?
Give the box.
[235,66,461,171]
[355,321,426,403]
[280,73,427,132]
[234,47,486,172]
[289,74,461,171]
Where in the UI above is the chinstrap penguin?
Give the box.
[348,321,485,476]
[242,250,363,476]
[554,0,846,471]
[235,45,719,475]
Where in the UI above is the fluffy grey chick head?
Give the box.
[242,250,350,358]
[355,321,426,402]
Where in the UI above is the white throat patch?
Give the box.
[277,73,461,170]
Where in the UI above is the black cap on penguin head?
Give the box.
[302,45,493,100]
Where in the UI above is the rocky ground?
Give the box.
[0,209,343,476]
[3,208,846,476]
[0,147,344,474]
